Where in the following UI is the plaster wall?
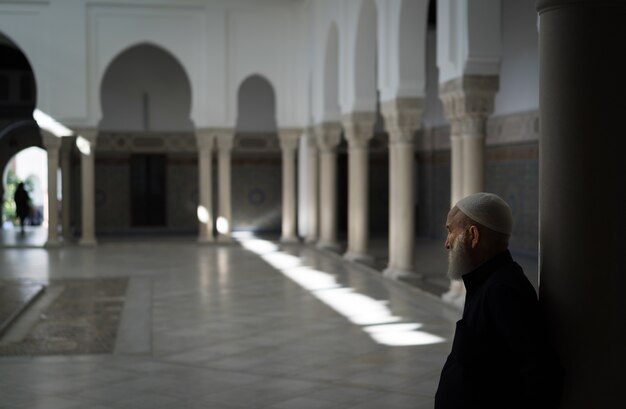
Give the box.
[493,0,539,116]
[0,0,307,129]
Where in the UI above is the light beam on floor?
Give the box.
[237,236,446,347]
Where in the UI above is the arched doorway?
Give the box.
[98,43,195,235]
[0,31,44,245]
[233,74,281,233]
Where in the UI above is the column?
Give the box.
[537,1,626,407]
[382,98,423,279]
[216,130,234,242]
[75,129,97,246]
[342,112,375,264]
[196,130,215,243]
[440,76,498,304]
[315,122,342,251]
[278,128,302,243]
[60,136,75,241]
[305,128,319,243]
[42,131,62,247]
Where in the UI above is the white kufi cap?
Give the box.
[455,192,513,235]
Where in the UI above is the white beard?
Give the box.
[447,231,474,280]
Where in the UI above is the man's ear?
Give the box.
[468,225,480,248]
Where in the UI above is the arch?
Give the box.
[236,74,277,133]
[397,0,429,97]
[99,43,193,132]
[2,147,47,232]
[323,23,341,122]
[352,0,378,112]
[0,31,37,118]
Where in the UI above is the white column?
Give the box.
[74,129,97,246]
[305,128,319,243]
[196,130,215,243]
[342,112,375,264]
[315,122,342,251]
[382,99,423,280]
[278,128,302,243]
[216,130,234,242]
[440,76,498,305]
[60,136,75,241]
[42,131,62,247]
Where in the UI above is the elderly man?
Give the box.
[435,192,562,409]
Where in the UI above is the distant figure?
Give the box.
[14,182,31,233]
[435,192,562,409]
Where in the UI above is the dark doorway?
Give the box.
[131,154,166,227]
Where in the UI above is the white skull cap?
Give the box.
[455,192,513,235]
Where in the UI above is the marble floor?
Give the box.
[0,233,463,409]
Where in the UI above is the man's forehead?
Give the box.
[446,206,460,225]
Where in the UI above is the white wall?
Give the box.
[493,0,539,116]
[422,29,447,128]
[0,0,307,130]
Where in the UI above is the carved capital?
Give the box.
[41,130,62,150]
[278,128,302,151]
[304,127,318,150]
[214,128,235,152]
[342,112,375,149]
[315,122,342,152]
[381,98,423,144]
[73,128,98,145]
[195,129,216,150]
[440,75,499,123]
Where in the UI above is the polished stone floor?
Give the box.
[0,233,462,409]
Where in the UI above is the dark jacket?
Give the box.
[435,250,562,409]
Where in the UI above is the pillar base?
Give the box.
[383,266,421,280]
[316,240,341,252]
[79,238,97,246]
[197,236,215,244]
[217,235,234,244]
[44,240,60,248]
[343,251,374,266]
[280,236,300,244]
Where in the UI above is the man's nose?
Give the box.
[445,237,451,250]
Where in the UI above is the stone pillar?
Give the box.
[342,112,375,264]
[74,129,97,246]
[196,130,215,243]
[440,76,498,305]
[440,75,498,197]
[305,128,319,243]
[60,136,75,241]
[315,122,342,251]
[216,130,234,242]
[278,128,302,243]
[382,98,423,279]
[42,131,62,247]
[537,1,626,407]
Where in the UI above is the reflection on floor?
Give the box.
[0,237,461,409]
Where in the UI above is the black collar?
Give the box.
[462,250,513,293]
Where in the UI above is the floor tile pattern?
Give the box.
[0,239,459,408]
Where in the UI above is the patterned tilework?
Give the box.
[416,143,539,257]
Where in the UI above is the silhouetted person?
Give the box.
[435,192,562,409]
[14,182,30,234]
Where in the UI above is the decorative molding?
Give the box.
[96,132,196,153]
[416,110,539,153]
